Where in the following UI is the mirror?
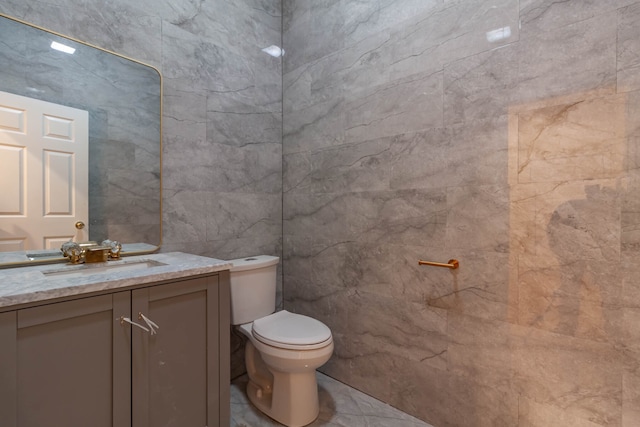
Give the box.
[0,14,162,267]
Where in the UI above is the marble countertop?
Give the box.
[0,252,232,310]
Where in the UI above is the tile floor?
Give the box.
[231,372,434,427]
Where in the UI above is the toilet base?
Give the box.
[246,369,320,427]
[239,320,333,427]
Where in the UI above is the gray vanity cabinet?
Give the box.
[0,272,230,427]
[131,274,231,427]
[0,292,132,427]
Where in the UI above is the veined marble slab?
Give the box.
[0,252,231,310]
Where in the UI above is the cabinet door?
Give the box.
[131,275,229,427]
[0,292,131,427]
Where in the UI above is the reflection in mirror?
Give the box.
[0,14,162,267]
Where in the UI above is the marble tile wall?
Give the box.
[4,1,640,425]
[0,0,283,379]
[283,0,640,426]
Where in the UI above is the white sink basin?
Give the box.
[43,260,166,278]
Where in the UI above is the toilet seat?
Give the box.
[252,310,332,350]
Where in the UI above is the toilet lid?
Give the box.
[252,310,332,349]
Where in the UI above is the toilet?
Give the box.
[229,255,334,427]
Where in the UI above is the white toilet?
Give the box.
[229,255,334,427]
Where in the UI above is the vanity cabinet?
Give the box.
[0,273,230,427]
[0,292,131,427]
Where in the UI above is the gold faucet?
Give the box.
[61,240,122,264]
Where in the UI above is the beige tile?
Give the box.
[424,251,514,323]
[390,362,518,427]
[511,178,624,342]
[512,326,623,426]
[346,290,448,372]
[517,95,627,184]
[516,12,617,103]
[447,313,516,390]
[518,396,604,427]
[623,364,640,427]
[446,185,510,253]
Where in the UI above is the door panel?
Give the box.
[0,90,88,250]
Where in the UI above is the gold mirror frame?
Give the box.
[0,13,162,268]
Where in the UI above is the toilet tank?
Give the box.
[228,255,279,325]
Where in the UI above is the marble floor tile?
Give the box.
[231,372,433,427]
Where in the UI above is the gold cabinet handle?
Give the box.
[418,259,459,269]
[75,221,85,230]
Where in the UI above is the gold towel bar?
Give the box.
[418,259,459,269]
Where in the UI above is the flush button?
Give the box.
[245,257,257,261]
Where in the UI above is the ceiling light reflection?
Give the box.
[50,41,75,54]
[486,26,511,43]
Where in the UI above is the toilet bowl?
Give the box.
[238,311,333,426]
[229,256,334,427]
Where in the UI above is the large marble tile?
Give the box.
[182,142,282,193]
[282,0,348,74]
[389,360,518,427]
[162,88,208,187]
[518,396,605,427]
[209,79,282,116]
[444,44,519,125]
[387,127,451,190]
[445,184,510,253]
[287,0,520,113]
[618,3,640,93]
[162,190,209,244]
[446,313,516,390]
[283,0,443,75]
[283,96,347,154]
[207,106,281,147]
[287,242,446,302]
[512,325,623,426]
[349,190,448,246]
[285,189,448,249]
[335,0,441,55]
[389,117,509,190]
[383,0,519,80]
[424,250,515,322]
[516,12,617,104]
[284,28,419,118]
[205,192,281,241]
[283,192,352,249]
[154,0,281,55]
[344,69,444,144]
[623,362,640,427]
[0,0,163,67]
[516,94,627,183]
[162,22,266,93]
[283,136,392,194]
[302,30,398,110]
[520,0,637,35]
[515,180,624,342]
[622,252,640,312]
[625,90,640,173]
[346,289,448,370]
